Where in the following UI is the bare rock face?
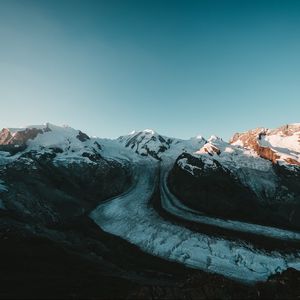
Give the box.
[76,130,90,142]
[0,128,13,145]
[197,143,221,156]
[0,127,44,154]
[230,125,300,166]
[10,128,43,146]
[255,143,280,164]
[285,158,300,166]
[230,127,267,147]
[230,128,278,163]
[0,127,43,146]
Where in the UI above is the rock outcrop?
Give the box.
[0,127,43,153]
[230,124,300,166]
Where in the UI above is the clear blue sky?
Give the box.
[0,0,300,140]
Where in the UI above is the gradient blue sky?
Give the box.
[0,0,300,140]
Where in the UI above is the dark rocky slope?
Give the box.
[0,152,130,225]
[1,226,300,299]
[168,153,300,230]
[1,216,300,300]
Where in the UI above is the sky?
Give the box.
[0,0,300,140]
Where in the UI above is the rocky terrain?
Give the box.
[169,125,300,230]
[1,122,300,299]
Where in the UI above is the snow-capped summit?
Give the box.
[117,129,207,160]
[176,123,300,211]
[142,129,156,135]
[230,124,300,166]
[0,123,90,149]
[117,129,171,160]
[208,135,223,143]
[0,123,104,165]
[196,142,221,156]
[192,134,205,141]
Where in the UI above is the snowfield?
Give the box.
[90,160,300,283]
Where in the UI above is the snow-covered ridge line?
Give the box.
[0,123,89,146]
[116,123,300,167]
[117,128,207,160]
[1,122,300,168]
[0,123,104,166]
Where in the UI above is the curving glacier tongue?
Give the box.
[90,160,300,284]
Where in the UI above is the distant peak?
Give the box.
[142,129,156,135]
[125,129,157,136]
[190,134,205,141]
[129,130,137,135]
[208,135,222,142]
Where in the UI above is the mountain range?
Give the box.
[1,122,300,299]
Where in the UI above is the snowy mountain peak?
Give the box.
[195,142,221,156]
[129,130,137,135]
[142,129,156,135]
[230,124,300,166]
[194,134,205,140]
[0,123,102,164]
[208,135,223,143]
[0,123,90,147]
[117,129,171,160]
